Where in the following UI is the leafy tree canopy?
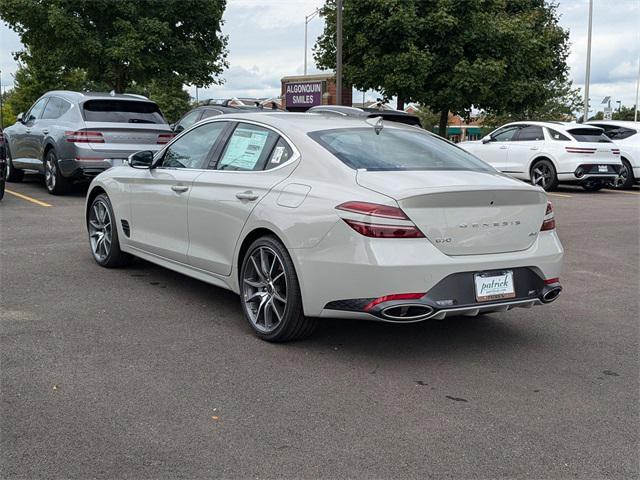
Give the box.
[314,0,571,135]
[0,0,228,93]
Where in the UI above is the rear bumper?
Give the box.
[292,221,564,317]
[58,158,122,179]
[59,144,162,179]
[557,163,621,182]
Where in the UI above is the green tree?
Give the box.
[613,105,638,121]
[314,0,571,136]
[0,0,228,93]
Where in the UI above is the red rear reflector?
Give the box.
[157,133,175,144]
[612,149,620,155]
[336,201,409,220]
[343,219,424,238]
[540,201,555,231]
[364,293,426,311]
[544,277,560,285]
[65,131,104,143]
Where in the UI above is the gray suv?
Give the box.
[4,91,173,194]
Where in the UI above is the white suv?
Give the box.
[459,121,622,191]
[586,120,639,189]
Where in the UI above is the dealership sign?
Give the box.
[285,81,323,108]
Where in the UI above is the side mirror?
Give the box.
[16,112,24,123]
[128,150,154,169]
[481,135,492,144]
[173,124,184,133]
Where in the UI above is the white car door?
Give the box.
[504,125,546,177]
[187,122,298,276]
[127,121,229,263]
[475,125,521,171]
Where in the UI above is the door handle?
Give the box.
[171,185,189,193]
[42,129,49,134]
[26,129,31,134]
[530,146,539,150]
[236,191,259,201]
[499,145,508,149]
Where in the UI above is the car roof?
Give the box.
[586,120,639,128]
[502,120,603,132]
[44,90,153,102]
[200,112,420,135]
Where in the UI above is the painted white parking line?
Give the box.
[546,192,573,198]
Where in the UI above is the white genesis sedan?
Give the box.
[85,113,564,341]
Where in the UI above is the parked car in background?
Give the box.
[3,91,173,195]
[85,113,563,342]
[459,121,622,191]
[308,105,422,127]
[586,120,639,189]
[172,104,263,133]
[0,128,6,201]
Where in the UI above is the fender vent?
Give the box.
[121,219,130,237]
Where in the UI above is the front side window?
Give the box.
[217,124,278,171]
[567,128,612,143]
[42,97,72,120]
[83,100,165,124]
[491,126,521,142]
[514,126,544,141]
[26,98,49,123]
[160,122,227,169]
[176,110,202,131]
[309,127,494,172]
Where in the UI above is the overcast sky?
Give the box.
[1,0,639,114]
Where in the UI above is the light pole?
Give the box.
[583,0,593,122]
[336,0,343,105]
[304,8,321,76]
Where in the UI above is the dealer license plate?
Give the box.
[474,271,515,302]
[598,165,608,172]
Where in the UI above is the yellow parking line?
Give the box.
[5,189,53,207]
[546,192,573,198]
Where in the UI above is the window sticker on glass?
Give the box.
[271,146,285,164]
[220,126,269,170]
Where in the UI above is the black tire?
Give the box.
[239,235,316,342]
[582,179,605,191]
[5,146,24,182]
[87,193,132,268]
[530,159,559,191]
[44,149,72,195]
[0,175,4,201]
[611,159,635,189]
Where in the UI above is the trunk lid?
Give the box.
[80,123,172,155]
[356,170,547,256]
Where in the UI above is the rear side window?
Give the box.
[309,127,494,172]
[42,97,72,120]
[83,100,165,124]
[567,128,611,143]
[546,128,570,141]
[514,126,544,141]
[200,109,224,120]
[217,123,278,171]
[265,138,294,170]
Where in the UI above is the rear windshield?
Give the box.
[567,128,611,143]
[83,100,166,124]
[598,126,637,140]
[309,127,494,172]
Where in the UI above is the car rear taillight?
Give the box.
[544,277,560,285]
[540,201,555,231]
[363,293,426,311]
[565,146,596,154]
[157,133,175,144]
[65,131,104,143]
[335,201,424,238]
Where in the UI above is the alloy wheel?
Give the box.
[45,155,57,191]
[532,163,553,189]
[88,200,113,262]
[242,246,288,333]
[612,163,629,188]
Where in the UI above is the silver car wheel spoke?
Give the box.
[88,200,113,262]
[242,246,288,333]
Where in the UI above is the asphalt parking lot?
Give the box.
[1,175,639,479]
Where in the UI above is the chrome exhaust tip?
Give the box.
[541,286,562,303]
[380,304,435,322]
